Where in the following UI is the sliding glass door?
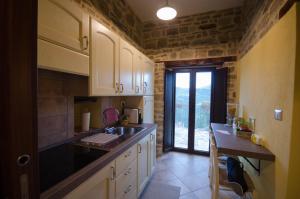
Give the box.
[173,69,212,154]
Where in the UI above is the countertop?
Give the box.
[211,123,275,161]
[40,123,157,199]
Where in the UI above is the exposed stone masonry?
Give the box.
[88,0,144,46]
[143,7,244,59]
[239,0,288,57]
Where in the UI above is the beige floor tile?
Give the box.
[179,192,199,199]
[177,171,210,191]
[164,178,191,195]
[151,169,178,182]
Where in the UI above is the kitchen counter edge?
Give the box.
[40,123,157,199]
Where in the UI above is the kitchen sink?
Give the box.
[105,126,145,136]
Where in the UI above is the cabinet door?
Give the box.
[120,39,135,95]
[38,0,89,54]
[90,19,119,96]
[64,161,116,199]
[134,51,143,95]
[143,96,154,123]
[149,130,157,175]
[143,57,154,95]
[137,135,150,196]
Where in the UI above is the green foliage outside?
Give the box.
[175,86,211,130]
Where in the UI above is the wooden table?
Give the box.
[211,123,275,161]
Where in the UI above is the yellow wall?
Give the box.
[237,4,297,199]
[286,3,300,199]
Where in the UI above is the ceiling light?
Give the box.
[156,1,177,21]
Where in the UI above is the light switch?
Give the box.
[274,109,283,121]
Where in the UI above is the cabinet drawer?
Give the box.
[116,173,137,199]
[116,158,137,194]
[116,144,137,176]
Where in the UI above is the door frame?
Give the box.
[172,67,215,155]
[0,0,39,198]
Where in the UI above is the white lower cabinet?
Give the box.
[149,130,156,175]
[116,159,137,199]
[64,161,116,199]
[137,135,150,196]
[64,132,156,199]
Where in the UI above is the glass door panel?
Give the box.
[194,72,212,152]
[174,73,190,149]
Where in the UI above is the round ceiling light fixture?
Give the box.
[156,0,177,21]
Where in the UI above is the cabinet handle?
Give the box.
[124,150,131,158]
[82,36,89,50]
[124,185,132,194]
[124,167,132,176]
[135,85,139,93]
[143,82,147,93]
[150,134,153,141]
[120,83,124,93]
[115,82,119,93]
[138,144,142,153]
[110,166,115,181]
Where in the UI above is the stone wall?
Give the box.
[143,7,244,60]
[153,63,165,155]
[239,0,289,57]
[85,0,144,46]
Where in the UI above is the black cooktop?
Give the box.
[39,143,108,192]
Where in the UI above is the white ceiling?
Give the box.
[125,0,244,22]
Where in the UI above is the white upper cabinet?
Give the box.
[38,0,89,54]
[38,0,89,75]
[143,57,154,95]
[134,50,144,95]
[120,38,135,95]
[89,18,119,96]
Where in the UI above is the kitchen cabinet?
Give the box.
[115,144,138,199]
[116,159,137,199]
[134,51,144,95]
[120,38,135,95]
[38,0,89,75]
[143,96,154,123]
[64,161,116,199]
[143,57,154,95]
[89,18,119,96]
[149,130,156,175]
[137,135,150,196]
[63,130,156,199]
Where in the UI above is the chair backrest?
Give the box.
[210,135,219,199]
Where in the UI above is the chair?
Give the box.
[210,134,254,199]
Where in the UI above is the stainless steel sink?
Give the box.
[105,127,145,136]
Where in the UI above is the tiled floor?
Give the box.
[147,152,240,199]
